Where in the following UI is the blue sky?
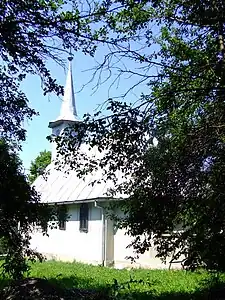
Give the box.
[19,49,149,172]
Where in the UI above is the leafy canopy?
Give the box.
[2,0,225,274]
[55,0,225,271]
[0,0,112,145]
[29,150,51,184]
[0,0,106,278]
[0,140,55,279]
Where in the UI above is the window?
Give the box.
[79,203,89,233]
[58,205,67,231]
[59,219,66,230]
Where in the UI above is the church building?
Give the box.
[30,56,180,269]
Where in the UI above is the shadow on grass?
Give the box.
[0,266,224,300]
[0,278,11,290]
[46,274,225,300]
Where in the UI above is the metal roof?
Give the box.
[33,158,126,204]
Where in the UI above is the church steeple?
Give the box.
[49,55,80,129]
[57,55,79,122]
[49,55,81,161]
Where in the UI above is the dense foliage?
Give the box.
[0,0,104,278]
[55,0,225,271]
[28,150,51,183]
[0,140,55,279]
[0,0,103,145]
[2,0,225,275]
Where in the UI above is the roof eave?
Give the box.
[45,197,124,206]
[48,118,81,128]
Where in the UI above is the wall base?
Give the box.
[41,253,183,270]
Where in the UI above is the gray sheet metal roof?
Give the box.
[33,163,125,204]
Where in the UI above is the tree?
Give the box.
[2,0,225,274]
[29,150,51,184]
[0,0,95,145]
[54,0,225,271]
[0,140,55,279]
[0,0,103,278]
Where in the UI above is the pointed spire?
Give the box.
[49,54,81,130]
[57,55,79,122]
[49,54,81,161]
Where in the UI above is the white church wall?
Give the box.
[112,208,182,269]
[31,202,183,269]
[114,228,172,269]
[105,218,114,265]
[31,203,103,265]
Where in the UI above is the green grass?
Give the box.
[1,260,225,299]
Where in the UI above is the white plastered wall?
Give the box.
[30,203,103,265]
[113,209,183,269]
[31,202,183,269]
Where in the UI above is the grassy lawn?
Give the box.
[1,260,225,299]
[28,261,225,299]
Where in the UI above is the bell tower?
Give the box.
[49,55,81,160]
